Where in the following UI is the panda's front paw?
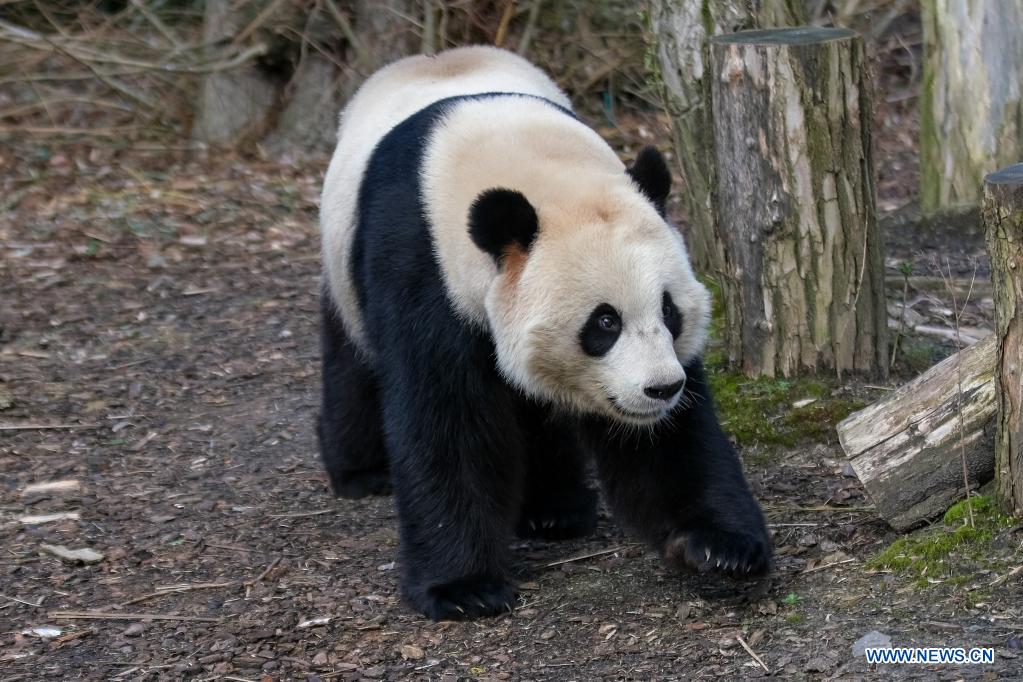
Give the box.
[664,527,771,577]
[410,576,518,621]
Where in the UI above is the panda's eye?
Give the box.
[580,304,621,357]
[662,291,683,339]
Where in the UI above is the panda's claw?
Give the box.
[664,527,772,579]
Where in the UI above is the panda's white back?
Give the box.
[320,46,571,349]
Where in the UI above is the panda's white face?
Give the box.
[486,199,711,426]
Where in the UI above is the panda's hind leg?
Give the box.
[317,289,391,498]
[515,403,597,541]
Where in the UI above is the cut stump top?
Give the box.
[710,27,857,46]
[984,163,1023,186]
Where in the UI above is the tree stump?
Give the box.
[707,28,887,378]
[650,0,806,273]
[983,164,1023,516]
[838,334,997,530]
[921,0,1023,212]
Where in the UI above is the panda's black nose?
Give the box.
[644,379,685,401]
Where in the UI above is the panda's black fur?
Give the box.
[319,91,771,621]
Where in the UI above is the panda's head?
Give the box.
[469,147,711,425]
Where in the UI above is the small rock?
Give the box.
[122,622,145,637]
[841,462,857,478]
[361,665,385,678]
[1008,634,1022,651]
[23,626,61,639]
[539,628,556,640]
[312,651,328,666]
[852,630,892,658]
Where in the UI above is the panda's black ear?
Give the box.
[468,188,539,265]
[627,146,671,217]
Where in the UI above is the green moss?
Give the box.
[698,276,866,449]
[783,612,805,624]
[868,496,1016,590]
[707,371,865,448]
[943,496,1008,524]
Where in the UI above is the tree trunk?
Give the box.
[193,0,417,155]
[983,164,1023,516]
[650,0,806,274]
[707,28,887,378]
[838,334,997,530]
[920,0,1023,212]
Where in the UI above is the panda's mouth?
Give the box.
[607,399,665,422]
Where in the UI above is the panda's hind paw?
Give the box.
[332,467,392,498]
[516,488,598,541]
[663,527,771,578]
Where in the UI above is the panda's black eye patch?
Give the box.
[662,291,683,339]
[580,303,621,357]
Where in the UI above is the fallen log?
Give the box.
[837,333,996,530]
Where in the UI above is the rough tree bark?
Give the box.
[193,0,417,155]
[650,0,806,273]
[707,28,887,378]
[921,0,1023,212]
[983,164,1023,516]
[837,334,996,530]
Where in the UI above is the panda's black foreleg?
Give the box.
[317,290,391,498]
[584,359,772,578]
[516,401,597,541]
[379,347,526,621]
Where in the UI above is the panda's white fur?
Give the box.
[321,46,710,425]
[321,46,569,352]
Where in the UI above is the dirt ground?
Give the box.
[2,57,1022,682]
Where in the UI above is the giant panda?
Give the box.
[318,46,771,621]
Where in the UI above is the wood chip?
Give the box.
[19,512,81,525]
[40,544,105,564]
[23,480,80,495]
